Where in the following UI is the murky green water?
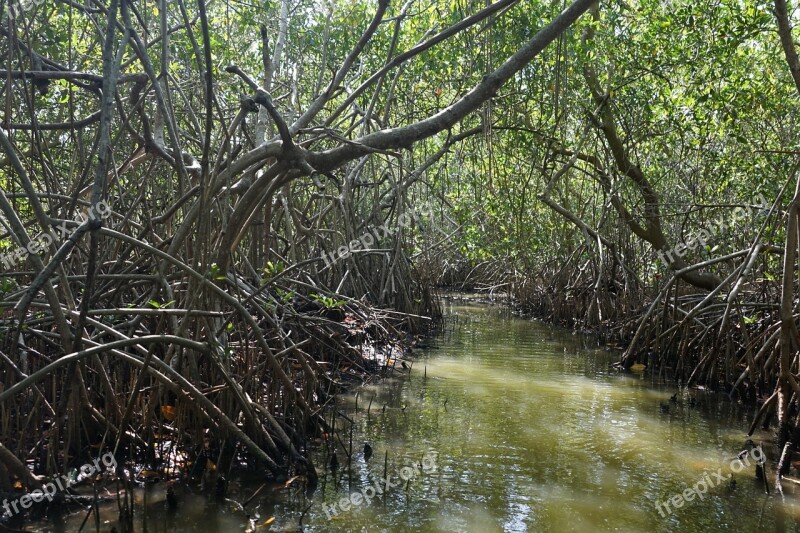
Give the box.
[295,303,799,532]
[40,303,800,531]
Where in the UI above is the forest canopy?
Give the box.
[4,0,800,519]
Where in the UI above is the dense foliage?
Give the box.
[5,0,800,525]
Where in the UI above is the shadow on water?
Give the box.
[36,303,800,532]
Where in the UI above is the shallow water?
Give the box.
[37,303,800,531]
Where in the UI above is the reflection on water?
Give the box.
[297,304,798,532]
[39,304,800,531]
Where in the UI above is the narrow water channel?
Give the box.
[40,303,800,532]
[295,303,799,532]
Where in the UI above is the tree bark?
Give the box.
[580,3,721,290]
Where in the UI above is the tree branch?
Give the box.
[307,0,596,171]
